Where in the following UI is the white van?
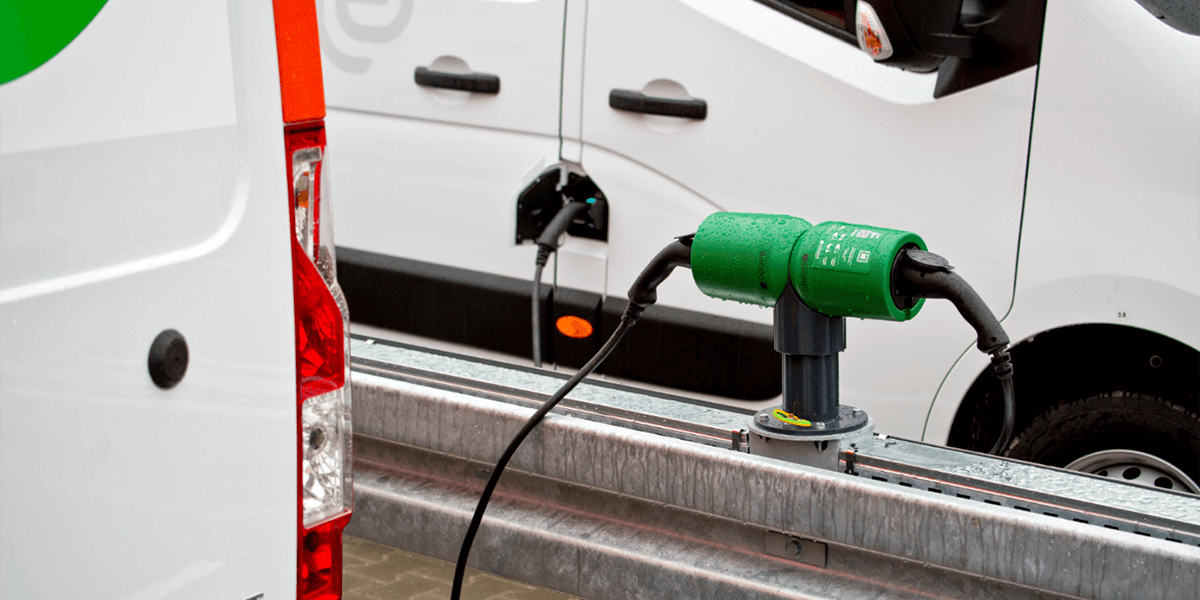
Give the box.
[319,0,1199,489]
[1,1,353,598]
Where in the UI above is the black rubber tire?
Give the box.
[1004,391,1200,485]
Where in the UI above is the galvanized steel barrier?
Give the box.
[347,336,1200,600]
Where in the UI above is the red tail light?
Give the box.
[287,120,352,600]
[285,121,352,600]
[273,2,351,599]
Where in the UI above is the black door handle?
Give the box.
[414,66,500,94]
[609,89,706,120]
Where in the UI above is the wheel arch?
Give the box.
[923,274,1200,446]
[946,322,1198,454]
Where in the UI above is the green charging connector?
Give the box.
[690,213,926,321]
[791,221,925,321]
[690,213,811,307]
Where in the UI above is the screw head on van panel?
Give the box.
[148,329,188,389]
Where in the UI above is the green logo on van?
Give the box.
[1,0,108,85]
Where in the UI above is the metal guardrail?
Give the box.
[347,336,1200,600]
[845,436,1200,546]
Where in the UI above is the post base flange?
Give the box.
[748,406,874,471]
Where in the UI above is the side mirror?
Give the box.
[853,0,964,73]
[853,0,1047,98]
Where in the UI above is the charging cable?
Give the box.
[986,349,1015,455]
[531,201,591,367]
[893,248,1016,455]
[452,236,693,600]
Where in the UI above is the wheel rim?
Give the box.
[1065,449,1200,494]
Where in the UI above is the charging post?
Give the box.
[748,285,871,470]
[690,212,1009,470]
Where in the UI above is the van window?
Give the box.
[756,0,856,42]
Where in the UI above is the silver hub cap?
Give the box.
[1065,449,1200,494]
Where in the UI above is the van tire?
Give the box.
[1003,391,1200,493]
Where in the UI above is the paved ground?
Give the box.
[343,536,579,600]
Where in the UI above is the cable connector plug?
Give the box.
[626,234,694,311]
[990,348,1013,379]
[893,248,1009,353]
[535,201,591,255]
[892,247,1016,456]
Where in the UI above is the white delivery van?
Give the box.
[319,0,1199,490]
[1,1,353,598]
